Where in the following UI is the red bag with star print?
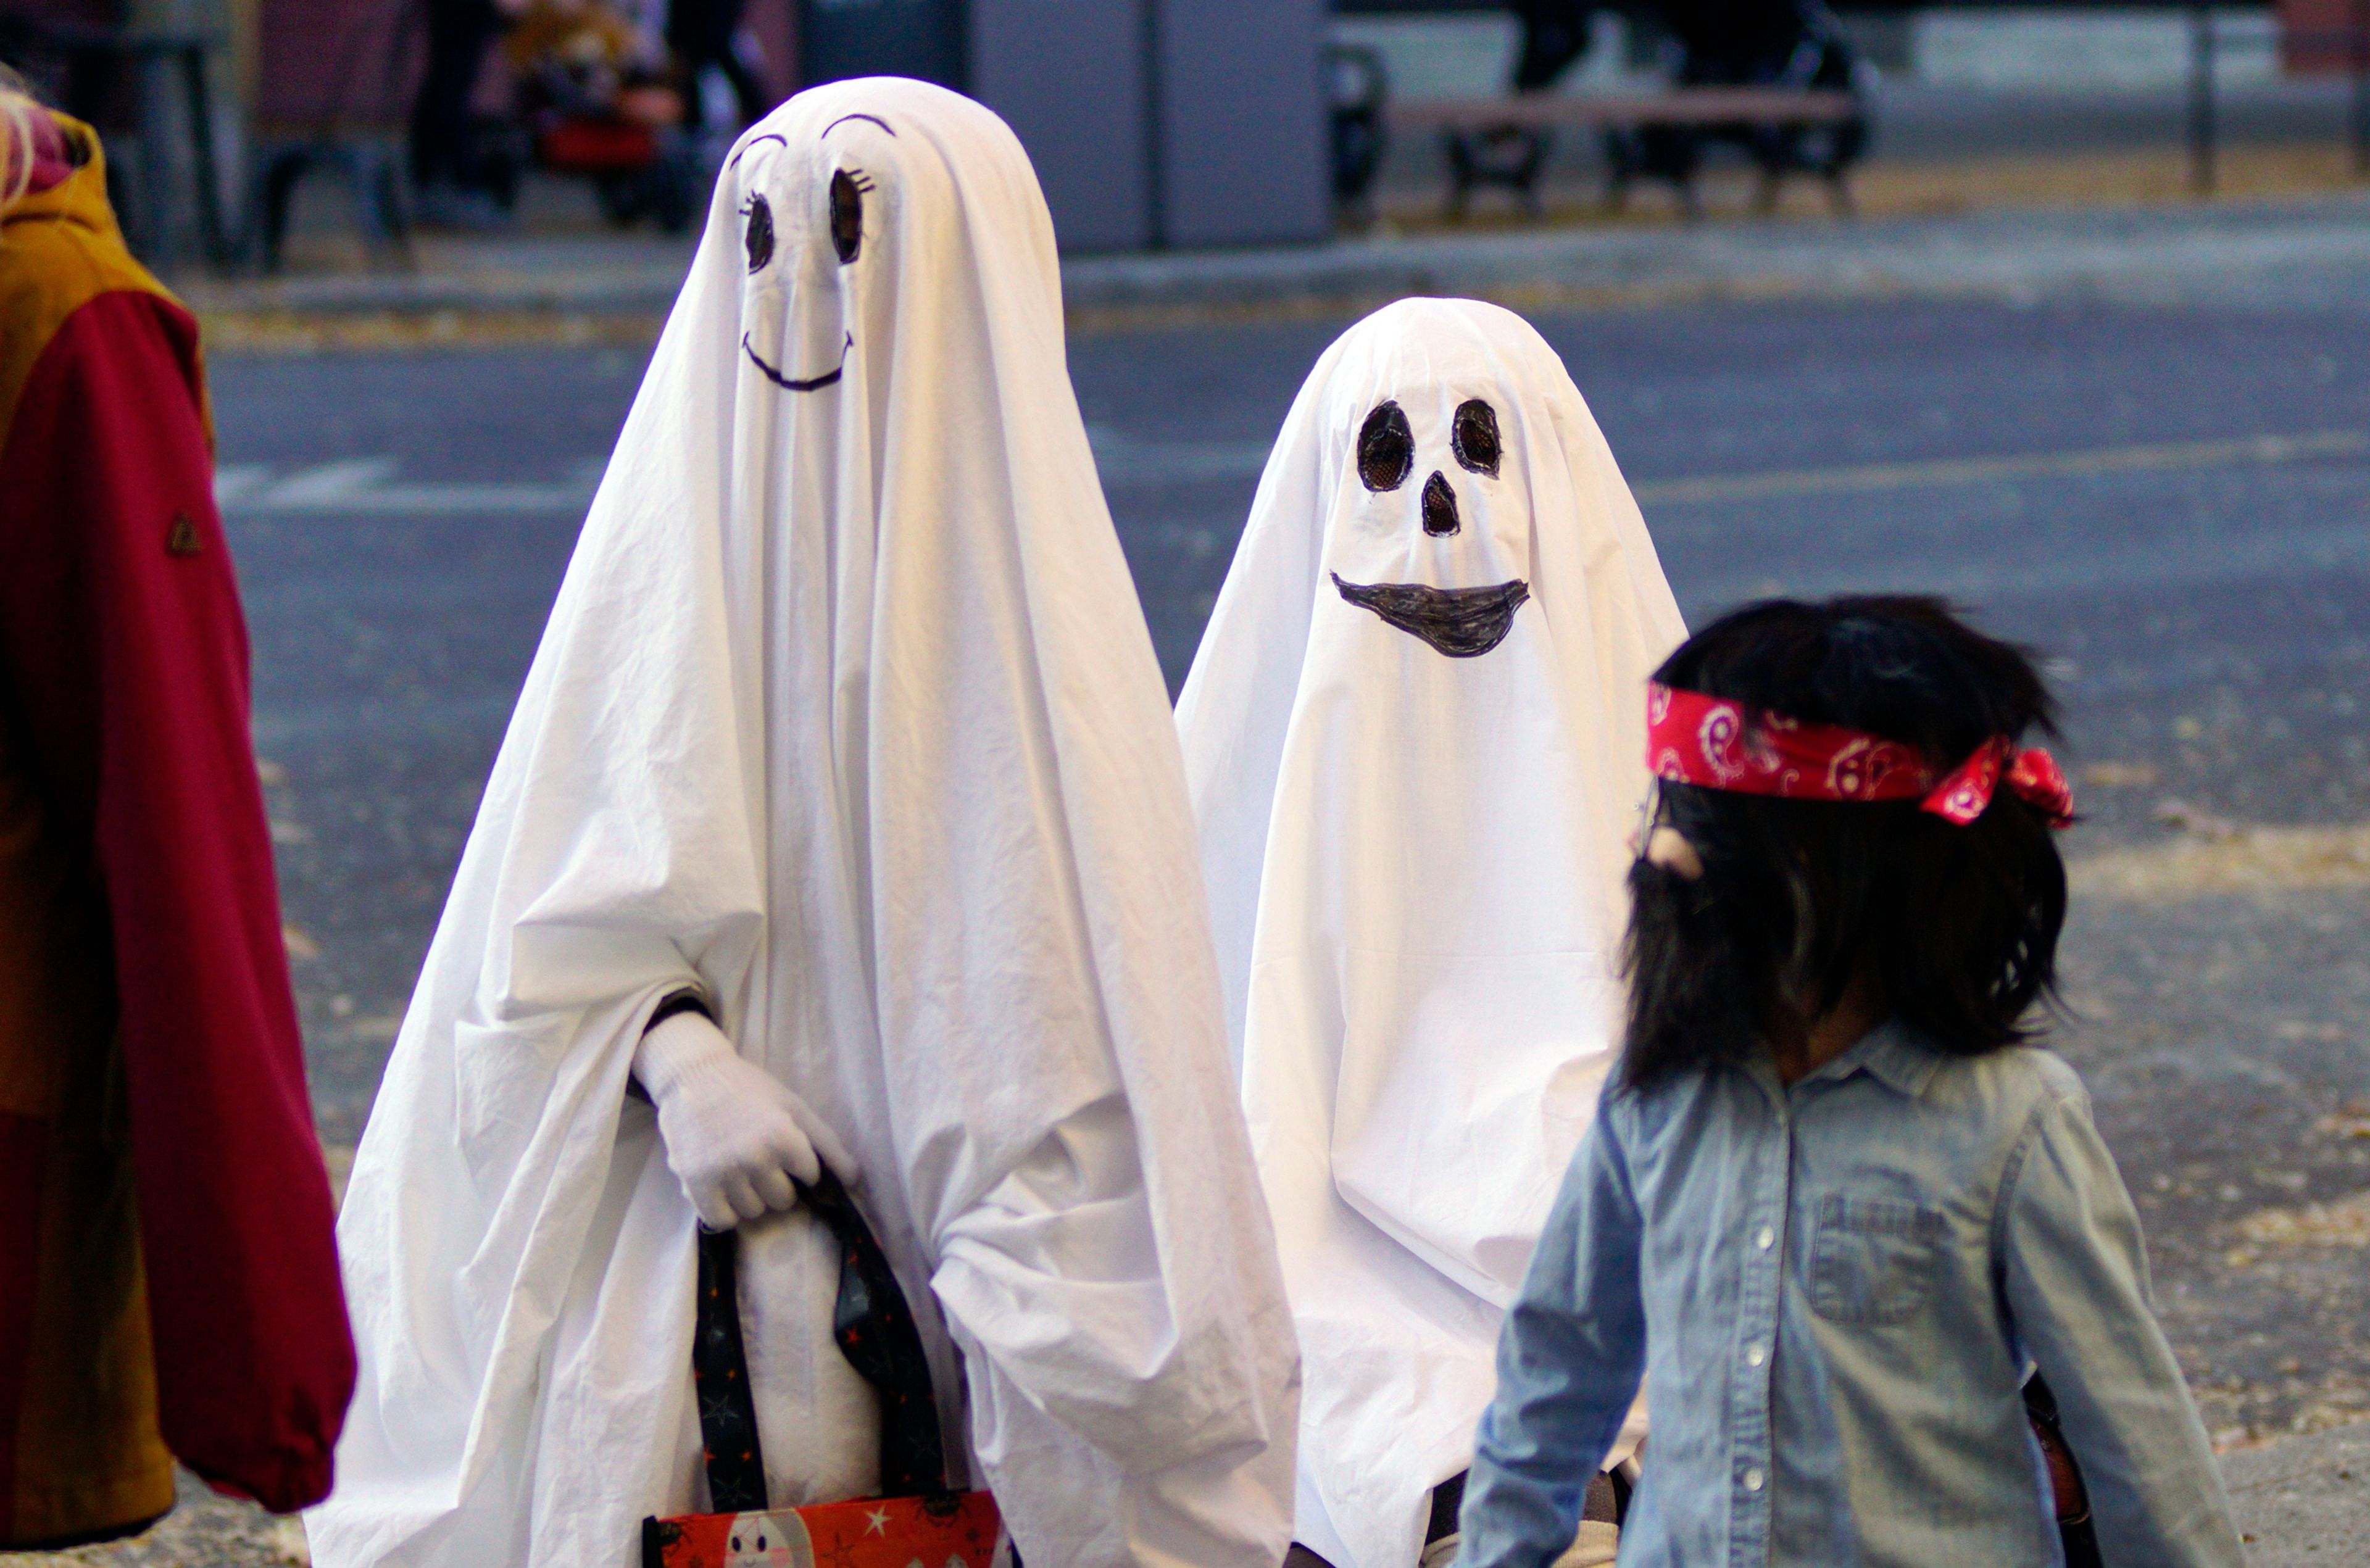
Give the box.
[639,1171,1012,1568]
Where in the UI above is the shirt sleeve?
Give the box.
[1458,1106,1648,1568]
[1998,1089,2243,1568]
[0,290,354,1510]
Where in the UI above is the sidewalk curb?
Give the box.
[176,191,2370,342]
[1057,193,2370,328]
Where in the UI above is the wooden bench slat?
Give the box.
[1387,89,1860,132]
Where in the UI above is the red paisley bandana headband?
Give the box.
[1647,682,2074,829]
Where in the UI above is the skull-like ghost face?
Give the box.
[1329,390,1531,658]
[721,1510,814,1568]
[734,112,891,393]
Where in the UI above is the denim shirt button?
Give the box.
[1755,1224,1775,1251]
[1742,1466,1766,1492]
[1745,1342,1766,1367]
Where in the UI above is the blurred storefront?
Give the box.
[0,0,1330,255]
[796,0,1331,249]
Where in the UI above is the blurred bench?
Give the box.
[1389,88,1865,218]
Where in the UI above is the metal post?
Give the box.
[1141,0,1168,249]
[177,41,230,270]
[2189,2,2217,195]
[2352,0,2370,176]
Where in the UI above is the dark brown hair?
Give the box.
[1620,595,2069,1089]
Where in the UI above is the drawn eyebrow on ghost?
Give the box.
[728,133,788,170]
[821,113,896,138]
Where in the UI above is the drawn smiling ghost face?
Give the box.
[720,1509,814,1568]
[734,111,890,394]
[1328,386,1533,658]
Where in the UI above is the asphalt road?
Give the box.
[212,284,2370,1448]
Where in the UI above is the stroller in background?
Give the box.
[1607,0,1873,213]
[479,0,699,233]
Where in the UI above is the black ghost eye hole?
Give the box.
[1452,398,1501,476]
[829,168,869,265]
[1357,400,1414,492]
[742,193,773,273]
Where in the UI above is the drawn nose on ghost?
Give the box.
[1420,471,1458,536]
[1331,396,1531,658]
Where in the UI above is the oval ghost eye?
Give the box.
[829,169,863,264]
[1357,400,1413,492]
[1452,399,1500,477]
[743,193,774,273]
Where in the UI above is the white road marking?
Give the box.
[218,460,596,515]
[265,457,399,505]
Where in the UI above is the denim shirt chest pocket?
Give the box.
[1809,1193,1947,1324]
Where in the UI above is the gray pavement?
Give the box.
[1066,192,2370,321]
[95,194,2365,1561]
[176,188,2370,325]
[2218,1421,2370,1568]
[2226,1419,2370,1566]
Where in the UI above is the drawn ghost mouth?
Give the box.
[744,330,852,391]
[1331,572,1531,658]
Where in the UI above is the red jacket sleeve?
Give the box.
[0,290,354,1511]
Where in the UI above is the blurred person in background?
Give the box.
[0,80,354,1549]
[666,0,770,130]
[1440,3,1597,218]
[411,0,528,228]
[1511,0,1597,90]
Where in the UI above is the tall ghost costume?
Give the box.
[1175,300,1684,1568]
[0,109,354,1546]
[309,80,1297,1568]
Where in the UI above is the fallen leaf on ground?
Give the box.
[2073,819,2370,900]
[2235,1191,2370,1248]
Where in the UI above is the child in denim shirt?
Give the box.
[1458,597,2242,1567]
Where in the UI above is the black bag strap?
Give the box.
[692,1169,951,1512]
[2021,1374,2103,1567]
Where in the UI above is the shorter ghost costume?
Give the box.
[311,81,1295,1568]
[1176,300,1684,1568]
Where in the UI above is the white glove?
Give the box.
[633,1009,859,1229]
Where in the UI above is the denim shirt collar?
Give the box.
[1799,1016,1944,1100]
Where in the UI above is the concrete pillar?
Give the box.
[1152,0,1329,247]
[970,0,1155,250]
[802,0,1330,252]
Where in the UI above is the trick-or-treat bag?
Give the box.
[641,1172,1010,1568]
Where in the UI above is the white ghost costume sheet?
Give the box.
[1175,300,1684,1568]
[309,81,1296,1568]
